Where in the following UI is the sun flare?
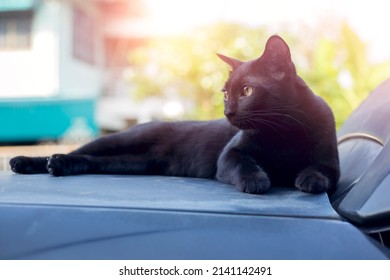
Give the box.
[143,0,223,35]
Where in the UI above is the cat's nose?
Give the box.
[224,108,236,118]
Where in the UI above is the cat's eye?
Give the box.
[222,89,229,101]
[242,85,254,97]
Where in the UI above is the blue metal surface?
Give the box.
[0,172,388,260]
[0,173,339,219]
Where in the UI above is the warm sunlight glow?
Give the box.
[142,0,390,62]
[143,0,221,35]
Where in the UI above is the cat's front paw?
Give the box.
[295,168,330,194]
[47,154,73,176]
[236,171,271,194]
[10,156,48,174]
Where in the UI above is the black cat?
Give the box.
[10,35,340,194]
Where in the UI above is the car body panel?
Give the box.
[334,78,390,230]
[0,173,388,260]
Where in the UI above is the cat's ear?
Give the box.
[263,35,291,62]
[258,35,295,80]
[217,53,243,70]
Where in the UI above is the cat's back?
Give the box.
[116,119,238,178]
[150,119,238,178]
[126,118,236,139]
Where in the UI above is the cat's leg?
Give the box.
[46,154,153,176]
[295,165,339,194]
[8,136,112,175]
[68,123,161,157]
[217,149,271,194]
[9,124,156,175]
[10,156,49,174]
[216,147,271,194]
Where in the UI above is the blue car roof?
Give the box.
[0,172,388,259]
[0,173,339,219]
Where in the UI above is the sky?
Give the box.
[143,0,390,63]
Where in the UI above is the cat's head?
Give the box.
[218,35,300,130]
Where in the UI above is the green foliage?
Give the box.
[300,23,390,127]
[128,23,270,119]
[127,22,390,126]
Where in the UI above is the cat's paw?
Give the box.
[236,171,271,194]
[295,168,330,194]
[10,156,48,174]
[47,154,73,176]
[10,156,32,174]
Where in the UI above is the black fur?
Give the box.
[10,35,340,194]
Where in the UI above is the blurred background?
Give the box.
[1,0,390,169]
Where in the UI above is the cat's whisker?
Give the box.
[247,110,311,132]
[236,114,289,138]
[255,106,311,120]
[249,107,309,120]
[265,113,311,131]
[235,108,312,139]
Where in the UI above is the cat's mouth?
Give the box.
[226,115,254,130]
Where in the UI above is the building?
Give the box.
[0,0,148,142]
